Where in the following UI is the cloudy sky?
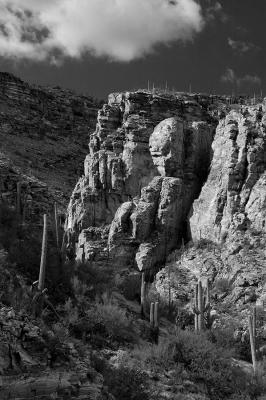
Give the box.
[0,0,264,99]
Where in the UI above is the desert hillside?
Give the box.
[0,77,266,400]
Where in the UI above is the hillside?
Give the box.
[0,72,102,218]
[0,83,266,399]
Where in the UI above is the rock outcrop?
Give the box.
[189,104,266,300]
[154,102,266,314]
[191,105,266,243]
[66,91,218,271]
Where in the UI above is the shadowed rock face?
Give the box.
[0,72,101,217]
[66,91,217,271]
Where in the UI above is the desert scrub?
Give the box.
[85,295,137,344]
[72,261,114,298]
[193,237,216,250]
[173,329,260,400]
[215,277,233,294]
[104,365,149,400]
[132,336,177,371]
[132,330,262,400]
[63,294,138,345]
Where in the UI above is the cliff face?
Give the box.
[66,92,266,305]
[188,104,266,302]
[155,102,266,312]
[191,106,266,243]
[66,91,218,270]
[0,72,101,219]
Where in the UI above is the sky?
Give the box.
[0,0,265,100]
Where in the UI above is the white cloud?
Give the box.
[239,74,261,86]
[221,68,261,87]
[0,0,204,63]
[205,1,228,23]
[221,68,236,84]
[228,38,260,54]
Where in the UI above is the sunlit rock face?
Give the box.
[65,90,217,271]
[190,107,266,244]
[151,104,266,315]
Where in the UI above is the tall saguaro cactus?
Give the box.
[54,202,60,250]
[198,280,204,331]
[194,283,199,331]
[16,181,21,216]
[248,314,257,375]
[38,214,48,291]
[193,279,213,331]
[252,306,257,339]
[140,272,146,317]
[154,301,159,329]
[150,302,155,327]
[150,301,159,344]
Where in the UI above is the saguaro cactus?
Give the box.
[193,279,213,331]
[206,278,210,305]
[194,283,199,331]
[198,280,204,330]
[252,306,257,338]
[16,181,21,216]
[150,302,155,327]
[54,202,60,250]
[38,214,48,291]
[154,301,159,329]
[140,272,146,317]
[248,314,257,375]
[150,301,159,344]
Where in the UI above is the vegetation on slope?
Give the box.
[0,201,266,399]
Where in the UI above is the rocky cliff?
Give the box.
[0,72,101,220]
[65,91,225,271]
[154,102,266,316]
[66,92,266,302]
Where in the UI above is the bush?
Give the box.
[104,365,149,400]
[173,330,255,400]
[63,294,137,345]
[193,238,215,250]
[132,337,177,371]
[210,326,252,362]
[215,278,232,294]
[132,330,264,400]
[85,295,137,344]
[72,261,113,298]
[117,272,141,302]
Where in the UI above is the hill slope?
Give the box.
[0,72,101,218]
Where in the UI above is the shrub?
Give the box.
[193,238,215,250]
[104,365,149,400]
[209,326,252,363]
[215,278,232,294]
[117,272,141,302]
[132,337,177,371]
[63,294,137,345]
[72,261,113,298]
[85,296,137,344]
[132,330,263,400]
[173,330,254,400]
